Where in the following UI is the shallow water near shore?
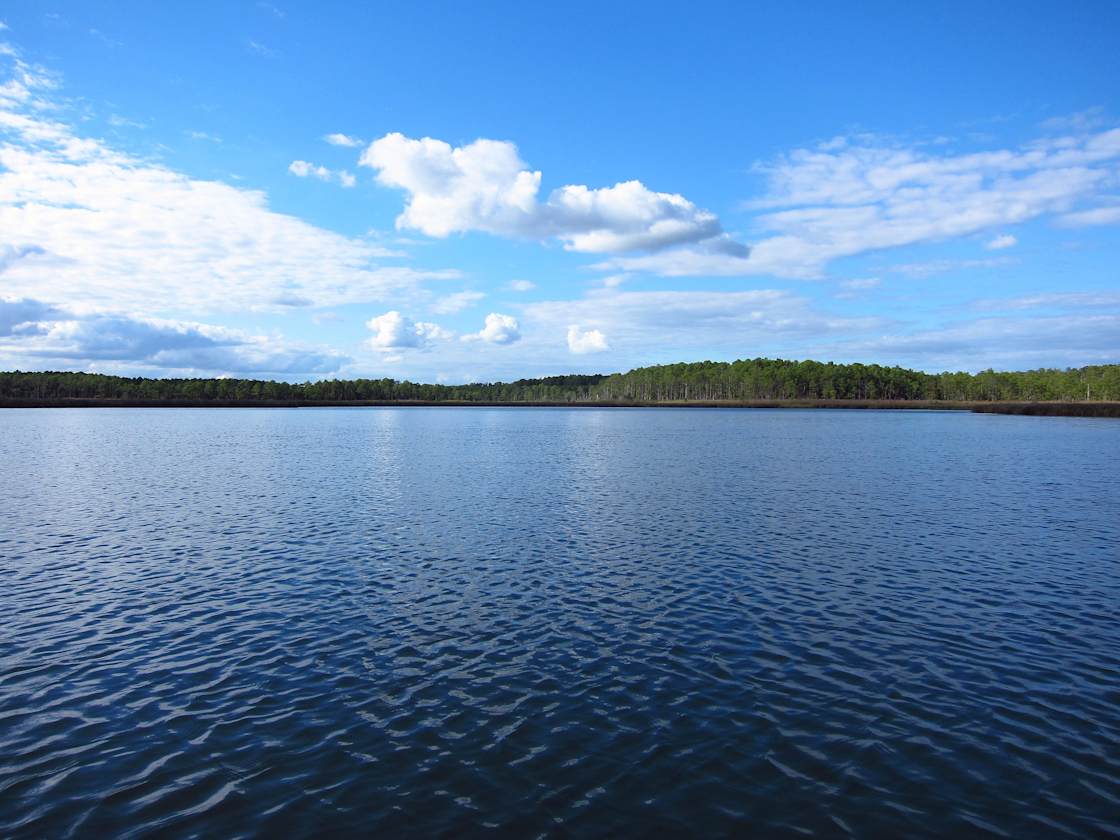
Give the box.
[1,407,1118,837]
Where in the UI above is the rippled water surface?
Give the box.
[2,408,1119,837]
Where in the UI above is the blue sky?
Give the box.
[1,1,1118,382]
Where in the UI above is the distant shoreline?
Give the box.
[2,398,1118,417]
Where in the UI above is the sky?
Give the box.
[1,0,1118,383]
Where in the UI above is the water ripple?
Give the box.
[1,408,1118,837]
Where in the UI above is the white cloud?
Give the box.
[366,310,452,352]
[108,114,146,130]
[567,325,609,354]
[257,2,286,18]
[89,28,122,48]
[343,289,889,384]
[0,295,59,334]
[1055,205,1120,227]
[973,291,1120,311]
[187,130,221,142]
[430,290,485,314]
[546,181,723,252]
[324,133,363,148]
[247,39,276,57]
[606,126,1120,277]
[289,159,355,188]
[0,296,347,374]
[0,47,458,314]
[887,257,1017,278]
[985,234,1017,250]
[289,159,327,178]
[0,21,9,32]
[508,279,536,292]
[521,289,879,356]
[840,278,881,290]
[827,314,1120,370]
[834,277,881,299]
[1040,108,1107,134]
[463,312,520,345]
[359,132,733,254]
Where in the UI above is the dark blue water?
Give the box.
[1,408,1118,837]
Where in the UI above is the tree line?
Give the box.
[1,359,1118,404]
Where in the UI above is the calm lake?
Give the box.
[1,408,1118,837]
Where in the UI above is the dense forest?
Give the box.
[2,359,1119,404]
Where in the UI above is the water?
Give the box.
[1,408,1118,838]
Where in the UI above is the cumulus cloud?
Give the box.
[289,159,356,187]
[0,46,458,314]
[430,290,485,314]
[508,279,536,292]
[985,234,1017,250]
[359,132,734,254]
[289,159,328,179]
[567,325,609,354]
[324,133,363,148]
[366,310,452,352]
[0,297,347,374]
[604,125,1120,277]
[463,312,520,345]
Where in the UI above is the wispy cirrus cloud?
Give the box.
[824,314,1120,370]
[834,277,881,299]
[247,39,276,57]
[1054,205,1120,227]
[521,289,880,356]
[89,28,122,48]
[0,44,458,316]
[603,125,1120,278]
[972,291,1120,311]
[887,257,1018,279]
[429,290,485,315]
